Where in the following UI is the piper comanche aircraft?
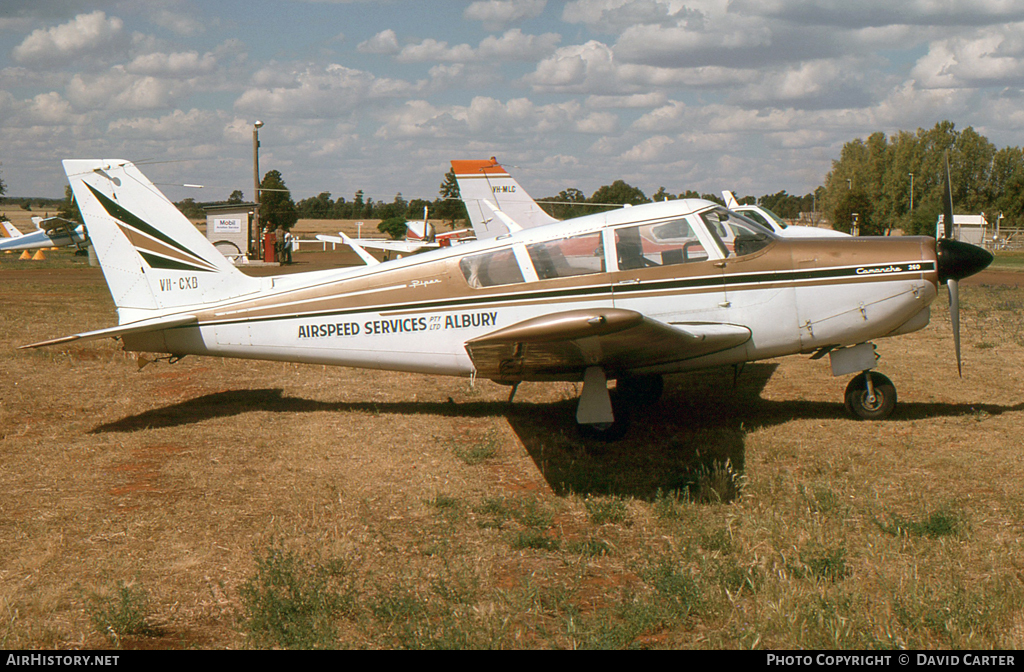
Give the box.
[23,159,992,439]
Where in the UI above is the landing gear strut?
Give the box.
[844,371,897,420]
[576,370,665,441]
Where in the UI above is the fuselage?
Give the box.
[0,226,86,252]
[123,199,939,382]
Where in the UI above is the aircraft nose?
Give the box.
[937,238,993,283]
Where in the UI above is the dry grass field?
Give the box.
[3,246,1024,650]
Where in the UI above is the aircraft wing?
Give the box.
[316,234,430,254]
[465,308,750,381]
[20,314,198,349]
[1,221,24,238]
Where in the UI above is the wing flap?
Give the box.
[20,314,198,349]
[465,308,750,381]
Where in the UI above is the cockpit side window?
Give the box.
[614,219,709,269]
[700,208,775,258]
[459,248,526,288]
[526,232,605,280]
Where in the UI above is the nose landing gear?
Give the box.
[844,371,897,420]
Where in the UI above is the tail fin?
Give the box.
[722,191,740,209]
[63,159,261,324]
[1,220,23,238]
[451,158,558,239]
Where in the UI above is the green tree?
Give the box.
[538,188,586,219]
[259,170,298,231]
[227,190,244,204]
[378,217,408,239]
[590,180,649,206]
[435,168,467,229]
[175,198,205,220]
[406,198,431,220]
[57,185,83,224]
[297,192,332,219]
[832,189,877,235]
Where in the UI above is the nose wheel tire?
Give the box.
[844,372,896,420]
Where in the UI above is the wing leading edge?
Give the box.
[465,308,751,382]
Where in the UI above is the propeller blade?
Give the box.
[948,278,961,377]
[942,151,954,240]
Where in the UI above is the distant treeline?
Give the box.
[535,181,820,221]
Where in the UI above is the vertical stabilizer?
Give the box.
[63,159,261,324]
[451,158,558,239]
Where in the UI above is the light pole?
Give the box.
[252,120,263,259]
[908,172,914,212]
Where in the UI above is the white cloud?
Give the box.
[13,11,128,67]
[397,39,476,63]
[149,8,208,37]
[358,29,400,55]
[395,29,560,64]
[619,134,675,162]
[126,50,218,78]
[67,68,182,111]
[464,0,547,30]
[107,108,222,139]
[234,64,416,118]
[912,26,1024,88]
[523,41,618,92]
[477,29,561,60]
[26,92,80,125]
[576,111,619,134]
[562,0,691,34]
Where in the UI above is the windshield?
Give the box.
[699,207,776,258]
[742,206,788,230]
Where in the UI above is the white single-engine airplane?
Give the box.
[0,216,88,253]
[316,210,471,261]
[452,158,559,239]
[24,159,992,439]
[722,191,847,238]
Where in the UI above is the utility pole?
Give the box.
[252,120,263,259]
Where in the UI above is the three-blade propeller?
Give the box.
[935,152,994,376]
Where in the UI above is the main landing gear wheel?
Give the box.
[844,372,897,420]
[614,374,664,405]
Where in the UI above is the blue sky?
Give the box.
[3,0,1024,205]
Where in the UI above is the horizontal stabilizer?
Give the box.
[20,314,198,350]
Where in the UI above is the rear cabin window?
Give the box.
[459,249,525,288]
[526,232,605,280]
[614,219,709,269]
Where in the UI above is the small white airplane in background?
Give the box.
[24,158,991,440]
[722,191,848,238]
[316,208,471,262]
[451,158,559,239]
[0,216,89,253]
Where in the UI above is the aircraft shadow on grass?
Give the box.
[91,363,1024,499]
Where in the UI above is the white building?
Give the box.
[935,213,989,246]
